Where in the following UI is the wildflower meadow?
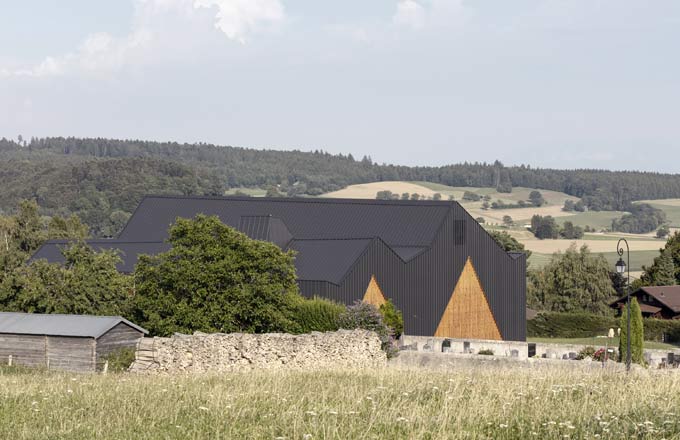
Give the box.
[0,364,678,439]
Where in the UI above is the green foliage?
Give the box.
[575,346,596,360]
[560,221,584,239]
[612,203,666,234]
[563,200,575,212]
[530,215,559,239]
[527,244,618,314]
[619,298,645,365]
[640,232,680,286]
[502,215,513,226]
[529,191,545,207]
[489,231,532,259]
[376,190,399,200]
[528,311,680,343]
[657,225,671,239]
[462,191,481,202]
[0,242,133,316]
[101,348,136,372]
[133,215,301,336]
[528,312,617,338]
[379,300,404,339]
[478,349,494,355]
[337,301,398,358]
[292,296,345,334]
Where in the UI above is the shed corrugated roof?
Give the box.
[0,312,148,338]
[30,240,170,273]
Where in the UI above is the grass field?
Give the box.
[529,250,660,272]
[527,337,679,351]
[224,187,267,196]
[1,366,679,439]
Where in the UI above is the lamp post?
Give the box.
[616,238,631,372]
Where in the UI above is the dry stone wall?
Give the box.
[130,329,386,373]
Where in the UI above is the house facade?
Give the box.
[610,285,680,320]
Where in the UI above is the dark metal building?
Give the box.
[0,312,147,372]
[32,196,527,341]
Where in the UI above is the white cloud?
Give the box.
[194,0,284,44]
[2,0,285,77]
[392,0,468,31]
[393,0,426,30]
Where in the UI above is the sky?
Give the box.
[1,0,679,172]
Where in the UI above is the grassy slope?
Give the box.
[1,366,679,439]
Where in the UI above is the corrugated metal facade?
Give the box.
[32,196,526,341]
[298,205,526,340]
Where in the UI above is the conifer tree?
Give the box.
[619,297,645,365]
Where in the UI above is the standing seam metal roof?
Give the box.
[0,312,148,338]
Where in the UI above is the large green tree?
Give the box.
[639,232,680,286]
[0,242,132,316]
[133,215,301,336]
[528,244,618,314]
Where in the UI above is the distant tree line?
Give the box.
[611,203,666,234]
[4,137,680,235]
[530,215,584,240]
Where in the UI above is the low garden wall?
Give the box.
[129,329,386,373]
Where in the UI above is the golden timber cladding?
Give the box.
[435,258,502,340]
[362,275,387,308]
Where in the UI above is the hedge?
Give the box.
[528,311,680,342]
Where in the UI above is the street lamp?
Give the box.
[616,238,631,372]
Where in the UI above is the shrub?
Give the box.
[576,346,597,360]
[379,300,404,339]
[293,297,345,333]
[338,301,398,358]
[619,298,645,365]
[478,349,494,355]
[528,311,680,342]
[101,347,136,372]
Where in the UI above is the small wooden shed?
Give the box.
[0,312,147,372]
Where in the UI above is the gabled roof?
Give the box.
[287,238,374,284]
[0,312,148,338]
[637,286,680,313]
[30,240,170,273]
[118,195,453,247]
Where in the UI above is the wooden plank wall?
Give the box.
[46,336,95,372]
[95,323,144,370]
[434,258,502,340]
[0,334,46,367]
[362,275,387,308]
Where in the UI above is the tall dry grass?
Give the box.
[0,364,678,439]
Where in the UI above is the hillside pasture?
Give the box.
[323,181,440,199]
[638,200,680,227]
[529,250,660,272]
[1,365,679,439]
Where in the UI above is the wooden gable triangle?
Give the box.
[434,257,502,340]
[362,275,387,308]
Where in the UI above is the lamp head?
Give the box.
[615,257,626,274]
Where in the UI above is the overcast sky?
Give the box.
[1,0,679,172]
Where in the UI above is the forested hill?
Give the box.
[2,136,680,236]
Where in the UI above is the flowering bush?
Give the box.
[337,301,398,358]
